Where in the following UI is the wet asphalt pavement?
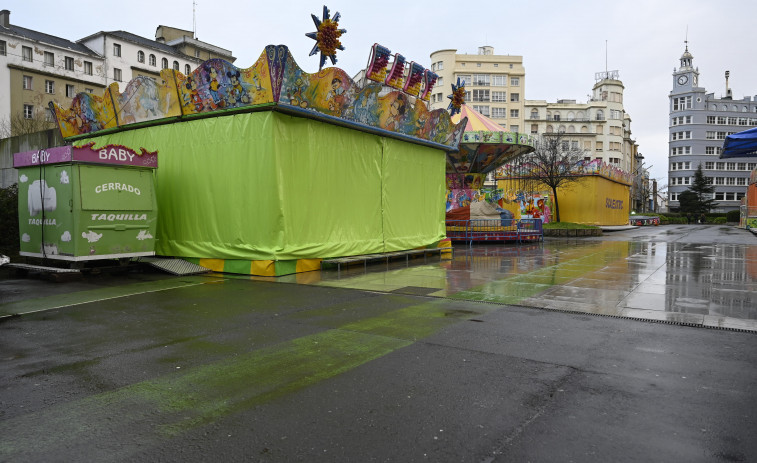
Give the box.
[1,224,756,462]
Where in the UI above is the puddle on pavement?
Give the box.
[305,240,757,327]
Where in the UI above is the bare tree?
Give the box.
[500,133,585,222]
[0,111,56,139]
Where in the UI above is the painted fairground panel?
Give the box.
[175,56,274,116]
[278,52,357,116]
[53,89,118,138]
[113,73,181,125]
[51,46,465,150]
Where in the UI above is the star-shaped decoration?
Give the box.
[447,77,466,116]
[306,6,346,71]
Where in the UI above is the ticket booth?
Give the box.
[13,144,158,262]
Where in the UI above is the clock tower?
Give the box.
[673,42,699,91]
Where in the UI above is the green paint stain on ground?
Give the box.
[0,329,410,458]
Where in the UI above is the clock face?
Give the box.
[678,75,688,85]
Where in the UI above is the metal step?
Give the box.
[3,263,81,274]
[137,257,211,276]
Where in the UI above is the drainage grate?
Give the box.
[137,257,210,276]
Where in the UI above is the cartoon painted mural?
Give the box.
[52,45,465,150]
[445,188,522,216]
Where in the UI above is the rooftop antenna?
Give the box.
[684,25,688,51]
[605,40,608,74]
[193,0,197,39]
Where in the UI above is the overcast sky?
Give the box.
[5,0,756,185]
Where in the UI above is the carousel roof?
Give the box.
[451,105,506,132]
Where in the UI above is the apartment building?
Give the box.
[668,44,757,212]
[428,46,525,133]
[0,9,105,135]
[524,71,639,173]
[0,9,235,137]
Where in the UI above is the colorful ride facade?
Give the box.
[49,45,467,276]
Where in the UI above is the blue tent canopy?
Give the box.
[721,126,757,158]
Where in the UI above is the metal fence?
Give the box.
[446,218,543,244]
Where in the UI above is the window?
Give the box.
[510,77,520,86]
[670,146,691,155]
[137,51,145,63]
[195,49,201,58]
[672,131,691,140]
[436,61,443,71]
[149,54,156,66]
[472,105,490,116]
[457,75,471,86]
[530,124,538,134]
[85,88,93,93]
[173,60,179,71]
[44,51,54,66]
[510,109,519,118]
[492,75,507,86]
[705,146,722,155]
[672,115,692,125]
[437,77,443,87]
[22,75,32,90]
[114,68,122,82]
[672,96,691,111]
[716,162,725,170]
[510,93,520,102]
[162,58,168,69]
[0,40,6,56]
[65,56,74,71]
[706,131,728,140]
[715,177,725,185]
[530,109,539,119]
[737,178,747,186]
[472,89,489,102]
[185,64,191,75]
[113,43,121,57]
[738,163,747,171]
[726,177,736,185]
[726,162,736,170]
[491,107,507,118]
[705,162,714,170]
[23,104,33,119]
[596,110,604,120]
[596,141,603,151]
[492,91,507,102]
[45,80,54,94]
[510,125,519,132]
[473,74,490,86]
[22,46,32,62]
[84,61,93,75]
[66,84,75,98]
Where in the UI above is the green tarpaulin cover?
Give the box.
[77,111,446,261]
